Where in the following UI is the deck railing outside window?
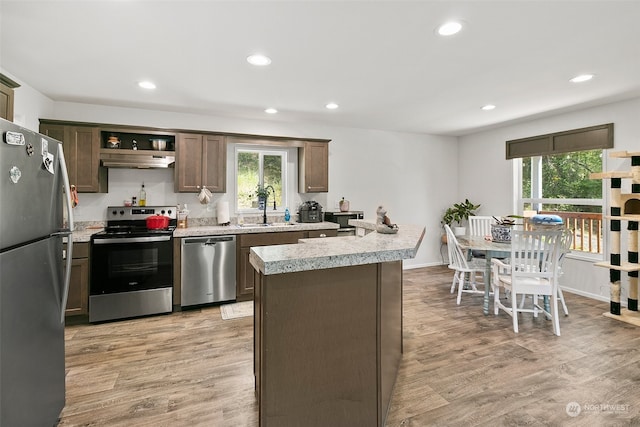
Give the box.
[532,211,603,254]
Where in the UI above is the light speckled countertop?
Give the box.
[71,221,339,242]
[71,228,103,243]
[249,222,425,275]
[172,221,338,237]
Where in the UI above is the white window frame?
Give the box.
[234,145,288,214]
[514,153,608,262]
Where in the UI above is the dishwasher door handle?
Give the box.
[183,236,235,246]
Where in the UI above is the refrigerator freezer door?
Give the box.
[0,118,64,251]
[0,237,65,426]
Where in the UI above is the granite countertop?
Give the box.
[249,222,425,275]
[173,221,339,238]
[72,228,103,243]
[71,221,339,242]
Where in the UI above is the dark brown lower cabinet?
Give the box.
[254,260,403,427]
[64,242,89,317]
[236,229,337,301]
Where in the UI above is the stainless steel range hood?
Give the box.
[100,149,175,169]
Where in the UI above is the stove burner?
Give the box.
[104,225,134,234]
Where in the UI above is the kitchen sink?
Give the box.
[235,222,295,228]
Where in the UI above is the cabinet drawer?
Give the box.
[72,242,90,258]
[239,231,306,247]
[307,229,338,238]
[64,242,89,258]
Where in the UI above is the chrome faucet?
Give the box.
[263,185,276,224]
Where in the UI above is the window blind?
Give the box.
[505,123,613,159]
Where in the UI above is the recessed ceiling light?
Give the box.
[247,54,272,66]
[325,103,339,110]
[481,104,496,111]
[138,81,156,90]
[437,21,463,36]
[570,74,594,83]
[265,108,278,114]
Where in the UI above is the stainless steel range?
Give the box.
[90,206,176,322]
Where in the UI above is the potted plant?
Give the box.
[441,199,481,237]
[254,185,270,209]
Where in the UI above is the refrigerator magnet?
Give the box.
[43,152,55,174]
[9,166,21,183]
[41,138,49,157]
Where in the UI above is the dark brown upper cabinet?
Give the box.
[175,133,226,193]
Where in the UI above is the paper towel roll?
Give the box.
[216,201,230,224]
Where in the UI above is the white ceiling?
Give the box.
[2,0,640,136]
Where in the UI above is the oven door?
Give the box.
[91,235,173,295]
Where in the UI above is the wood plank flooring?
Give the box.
[60,266,640,426]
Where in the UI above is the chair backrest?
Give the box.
[468,216,494,237]
[444,224,471,270]
[559,228,573,256]
[557,227,574,271]
[510,229,563,281]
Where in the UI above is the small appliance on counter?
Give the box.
[298,201,323,223]
[324,210,364,236]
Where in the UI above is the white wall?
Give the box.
[1,67,54,130]
[458,96,640,302]
[8,80,457,268]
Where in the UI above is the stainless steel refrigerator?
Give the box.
[0,118,74,426]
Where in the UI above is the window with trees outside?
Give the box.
[236,147,287,212]
[519,149,604,257]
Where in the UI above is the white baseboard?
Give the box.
[561,286,627,307]
[403,261,442,270]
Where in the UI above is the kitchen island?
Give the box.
[249,222,425,427]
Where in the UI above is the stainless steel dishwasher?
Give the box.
[181,235,236,307]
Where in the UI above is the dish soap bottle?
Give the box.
[284,207,291,224]
[139,183,147,206]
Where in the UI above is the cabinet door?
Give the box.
[202,135,226,193]
[69,126,103,192]
[299,141,328,193]
[40,123,105,193]
[175,133,204,192]
[237,246,255,301]
[66,257,89,316]
[0,82,14,121]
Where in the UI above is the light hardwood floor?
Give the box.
[60,266,640,426]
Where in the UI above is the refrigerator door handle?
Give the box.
[58,145,74,324]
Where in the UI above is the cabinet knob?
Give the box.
[320,233,326,238]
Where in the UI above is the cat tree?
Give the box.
[590,150,640,326]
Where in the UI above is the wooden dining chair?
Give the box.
[491,229,563,336]
[468,216,495,259]
[444,224,486,304]
[519,227,572,316]
[468,216,494,237]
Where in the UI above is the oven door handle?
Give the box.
[93,235,172,244]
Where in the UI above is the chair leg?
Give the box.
[551,292,561,336]
[519,293,527,309]
[558,287,569,316]
[511,291,519,333]
[450,271,458,293]
[456,272,465,305]
[493,283,500,315]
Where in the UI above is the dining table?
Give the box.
[455,235,510,315]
